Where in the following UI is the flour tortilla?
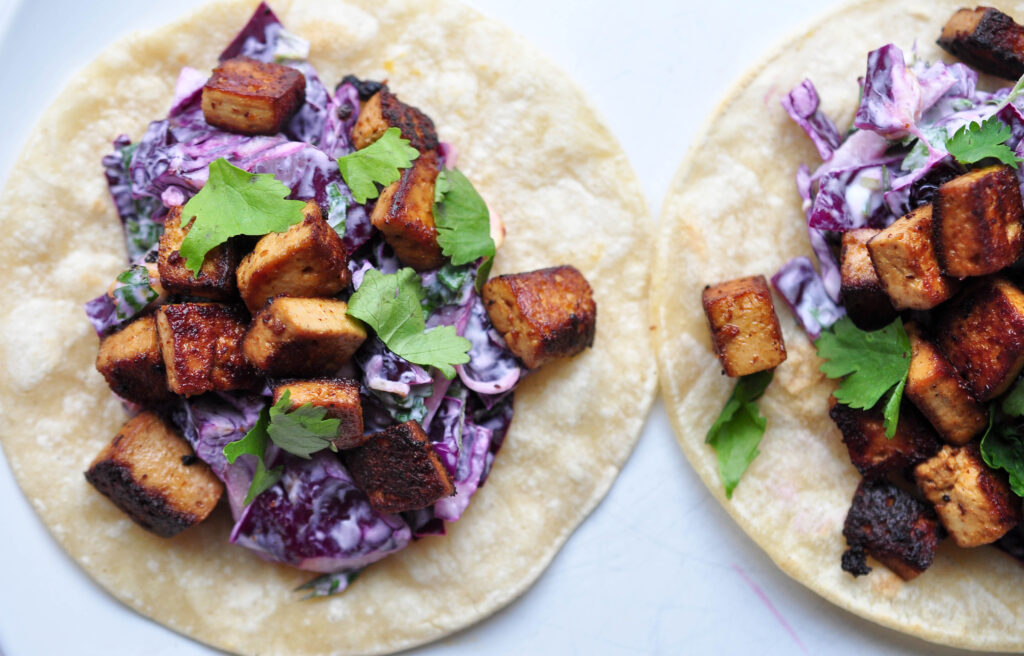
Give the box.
[0,1,654,653]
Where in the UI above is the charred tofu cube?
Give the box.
[938,7,1024,80]
[937,276,1024,401]
[483,265,598,370]
[698,275,786,377]
[236,201,350,313]
[158,206,240,300]
[828,397,941,479]
[371,148,444,271]
[95,315,173,405]
[155,303,258,397]
[933,165,1024,278]
[915,444,1021,547]
[351,88,439,153]
[839,229,897,330]
[272,378,365,449]
[344,420,454,514]
[841,478,941,581]
[867,204,959,310]
[243,297,366,377]
[84,411,223,537]
[201,56,305,135]
[905,323,987,445]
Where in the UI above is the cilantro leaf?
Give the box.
[347,268,471,379]
[266,390,340,459]
[1003,377,1024,417]
[981,418,1024,497]
[336,127,419,204]
[180,158,307,275]
[706,370,774,499]
[223,407,284,506]
[433,168,496,266]
[945,116,1022,169]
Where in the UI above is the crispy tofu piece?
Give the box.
[483,265,598,370]
[915,444,1021,547]
[158,206,240,300]
[828,397,941,479]
[937,276,1024,401]
[236,201,350,313]
[371,149,444,271]
[698,275,786,377]
[272,378,365,449]
[201,56,305,135]
[243,297,366,377]
[155,303,258,397]
[84,411,223,537]
[905,323,987,445]
[351,88,439,153]
[839,228,897,330]
[344,420,454,514]
[95,315,173,405]
[867,204,959,310]
[840,478,941,581]
[938,7,1024,80]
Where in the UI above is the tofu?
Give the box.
[84,411,223,537]
[828,397,941,480]
[95,315,173,405]
[351,88,439,153]
[155,303,259,397]
[914,444,1021,547]
[867,204,959,310]
[371,148,444,271]
[243,297,367,377]
[158,206,239,300]
[272,378,365,449]
[698,275,787,377]
[483,265,598,370]
[839,228,897,330]
[201,56,305,135]
[933,165,1024,278]
[938,7,1024,80]
[937,276,1024,401]
[236,201,350,313]
[905,323,987,445]
[344,420,454,514]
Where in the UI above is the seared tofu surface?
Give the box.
[351,88,439,152]
[201,56,305,135]
[699,275,786,377]
[828,397,941,479]
[272,378,365,449]
[158,206,239,300]
[371,148,444,271]
[839,228,896,330]
[938,7,1024,79]
[96,314,173,405]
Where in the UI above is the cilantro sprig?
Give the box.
[706,370,774,499]
[981,379,1024,496]
[336,127,419,203]
[224,406,283,506]
[433,169,496,266]
[945,116,1022,169]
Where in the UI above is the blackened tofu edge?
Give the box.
[84,460,203,538]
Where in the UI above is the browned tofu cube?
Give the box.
[371,149,444,271]
[698,275,786,377]
[938,7,1024,80]
[933,165,1024,278]
[915,444,1021,547]
[201,56,305,135]
[243,297,366,377]
[344,420,454,514]
[95,315,173,406]
[867,204,959,310]
[905,323,987,445]
[351,88,438,153]
[84,411,223,537]
[236,201,350,313]
[828,397,941,479]
[158,206,240,300]
[155,303,259,397]
[483,265,598,370]
[937,276,1024,401]
[841,478,941,581]
[272,378,365,449]
[839,228,897,330]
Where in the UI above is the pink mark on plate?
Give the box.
[731,564,808,655]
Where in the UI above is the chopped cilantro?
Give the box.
[981,412,1024,497]
[266,389,341,459]
[336,127,419,204]
[110,265,158,322]
[1003,377,1024,417]
[224,406,284,506]
[945,116,1022,169]
[433,168,496,266]
[706,370,774,499]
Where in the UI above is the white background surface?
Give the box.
[0,1,985,654]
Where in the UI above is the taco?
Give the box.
[654,0,1024,650]
[0,0,655,654]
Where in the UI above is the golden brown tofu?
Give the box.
[905,323,988,445]
[272,378,365,449]
[158,206,240,300]
[236,201,350,313]
[483,265,598,370]
[914,444,1021,547]
[243,297,367,377]
[698,275,786,377]
[371,149,444,271]
[155,303,259,397]
[839,228,897,330]
[933,165,1024,278]
[828,397,941,480]
[938,7,1024,80]
[84,411,223,537]
[344,420,454,514]
[867,204,959,310]
[351,88,439,153]
[95,315,173,406]
[201,56,305,135]
[937,276,1024,401]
